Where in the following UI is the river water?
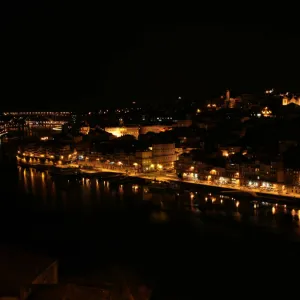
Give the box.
[6,165,300,239]
[1,140,300,297]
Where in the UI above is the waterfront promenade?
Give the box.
[16,160,300,200]
[78,165,300,200]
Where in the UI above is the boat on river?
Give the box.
[49,166,79,176]
[148,181,180,192]
[17,161,50,170]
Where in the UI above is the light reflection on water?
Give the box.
[194,192,300,237]
[8,166,300,238]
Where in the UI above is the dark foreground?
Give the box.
[2,205,299,298]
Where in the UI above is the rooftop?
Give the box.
[23,140,72,149]
[0,246,56,297]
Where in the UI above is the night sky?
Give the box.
[1,4,300,110]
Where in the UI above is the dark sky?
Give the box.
[1,4,300,110]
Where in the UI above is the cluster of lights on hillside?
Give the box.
[265,89,274,94]
[265,89,293,98]
[261,107,272,117]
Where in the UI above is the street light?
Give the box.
[133,162,139,173]
[210,169,217,175]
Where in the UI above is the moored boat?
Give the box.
[148,181,180,192]
[49,166,79,176]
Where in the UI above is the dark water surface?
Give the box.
[0,143,300,297]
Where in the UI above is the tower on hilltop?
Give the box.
[225,89,230,101]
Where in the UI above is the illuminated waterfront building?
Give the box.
[175,153,208,179]
[152,143,177,170]
[17,142,77,165]
[135,150,153,171]
[81,143,177,172]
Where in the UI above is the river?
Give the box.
[0,140,300,298]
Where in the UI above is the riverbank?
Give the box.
[77,166,300,201]
[76,168,300,204]
[15,161,300,202]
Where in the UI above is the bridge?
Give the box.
[3,111,71,117]
[0,130,8,137]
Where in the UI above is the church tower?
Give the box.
[225,89,230,101]
[282,96,288,106]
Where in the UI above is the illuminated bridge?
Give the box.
[0,131,8,137]
[24,116,66,127]
[0,116,66,134]
[0,126,8,137]
[3,111,71,117]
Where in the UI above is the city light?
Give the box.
[265,89,274,94]
[210,169,217,175]
[261,107,272,117]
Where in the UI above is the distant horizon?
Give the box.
[0,88,295,111]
